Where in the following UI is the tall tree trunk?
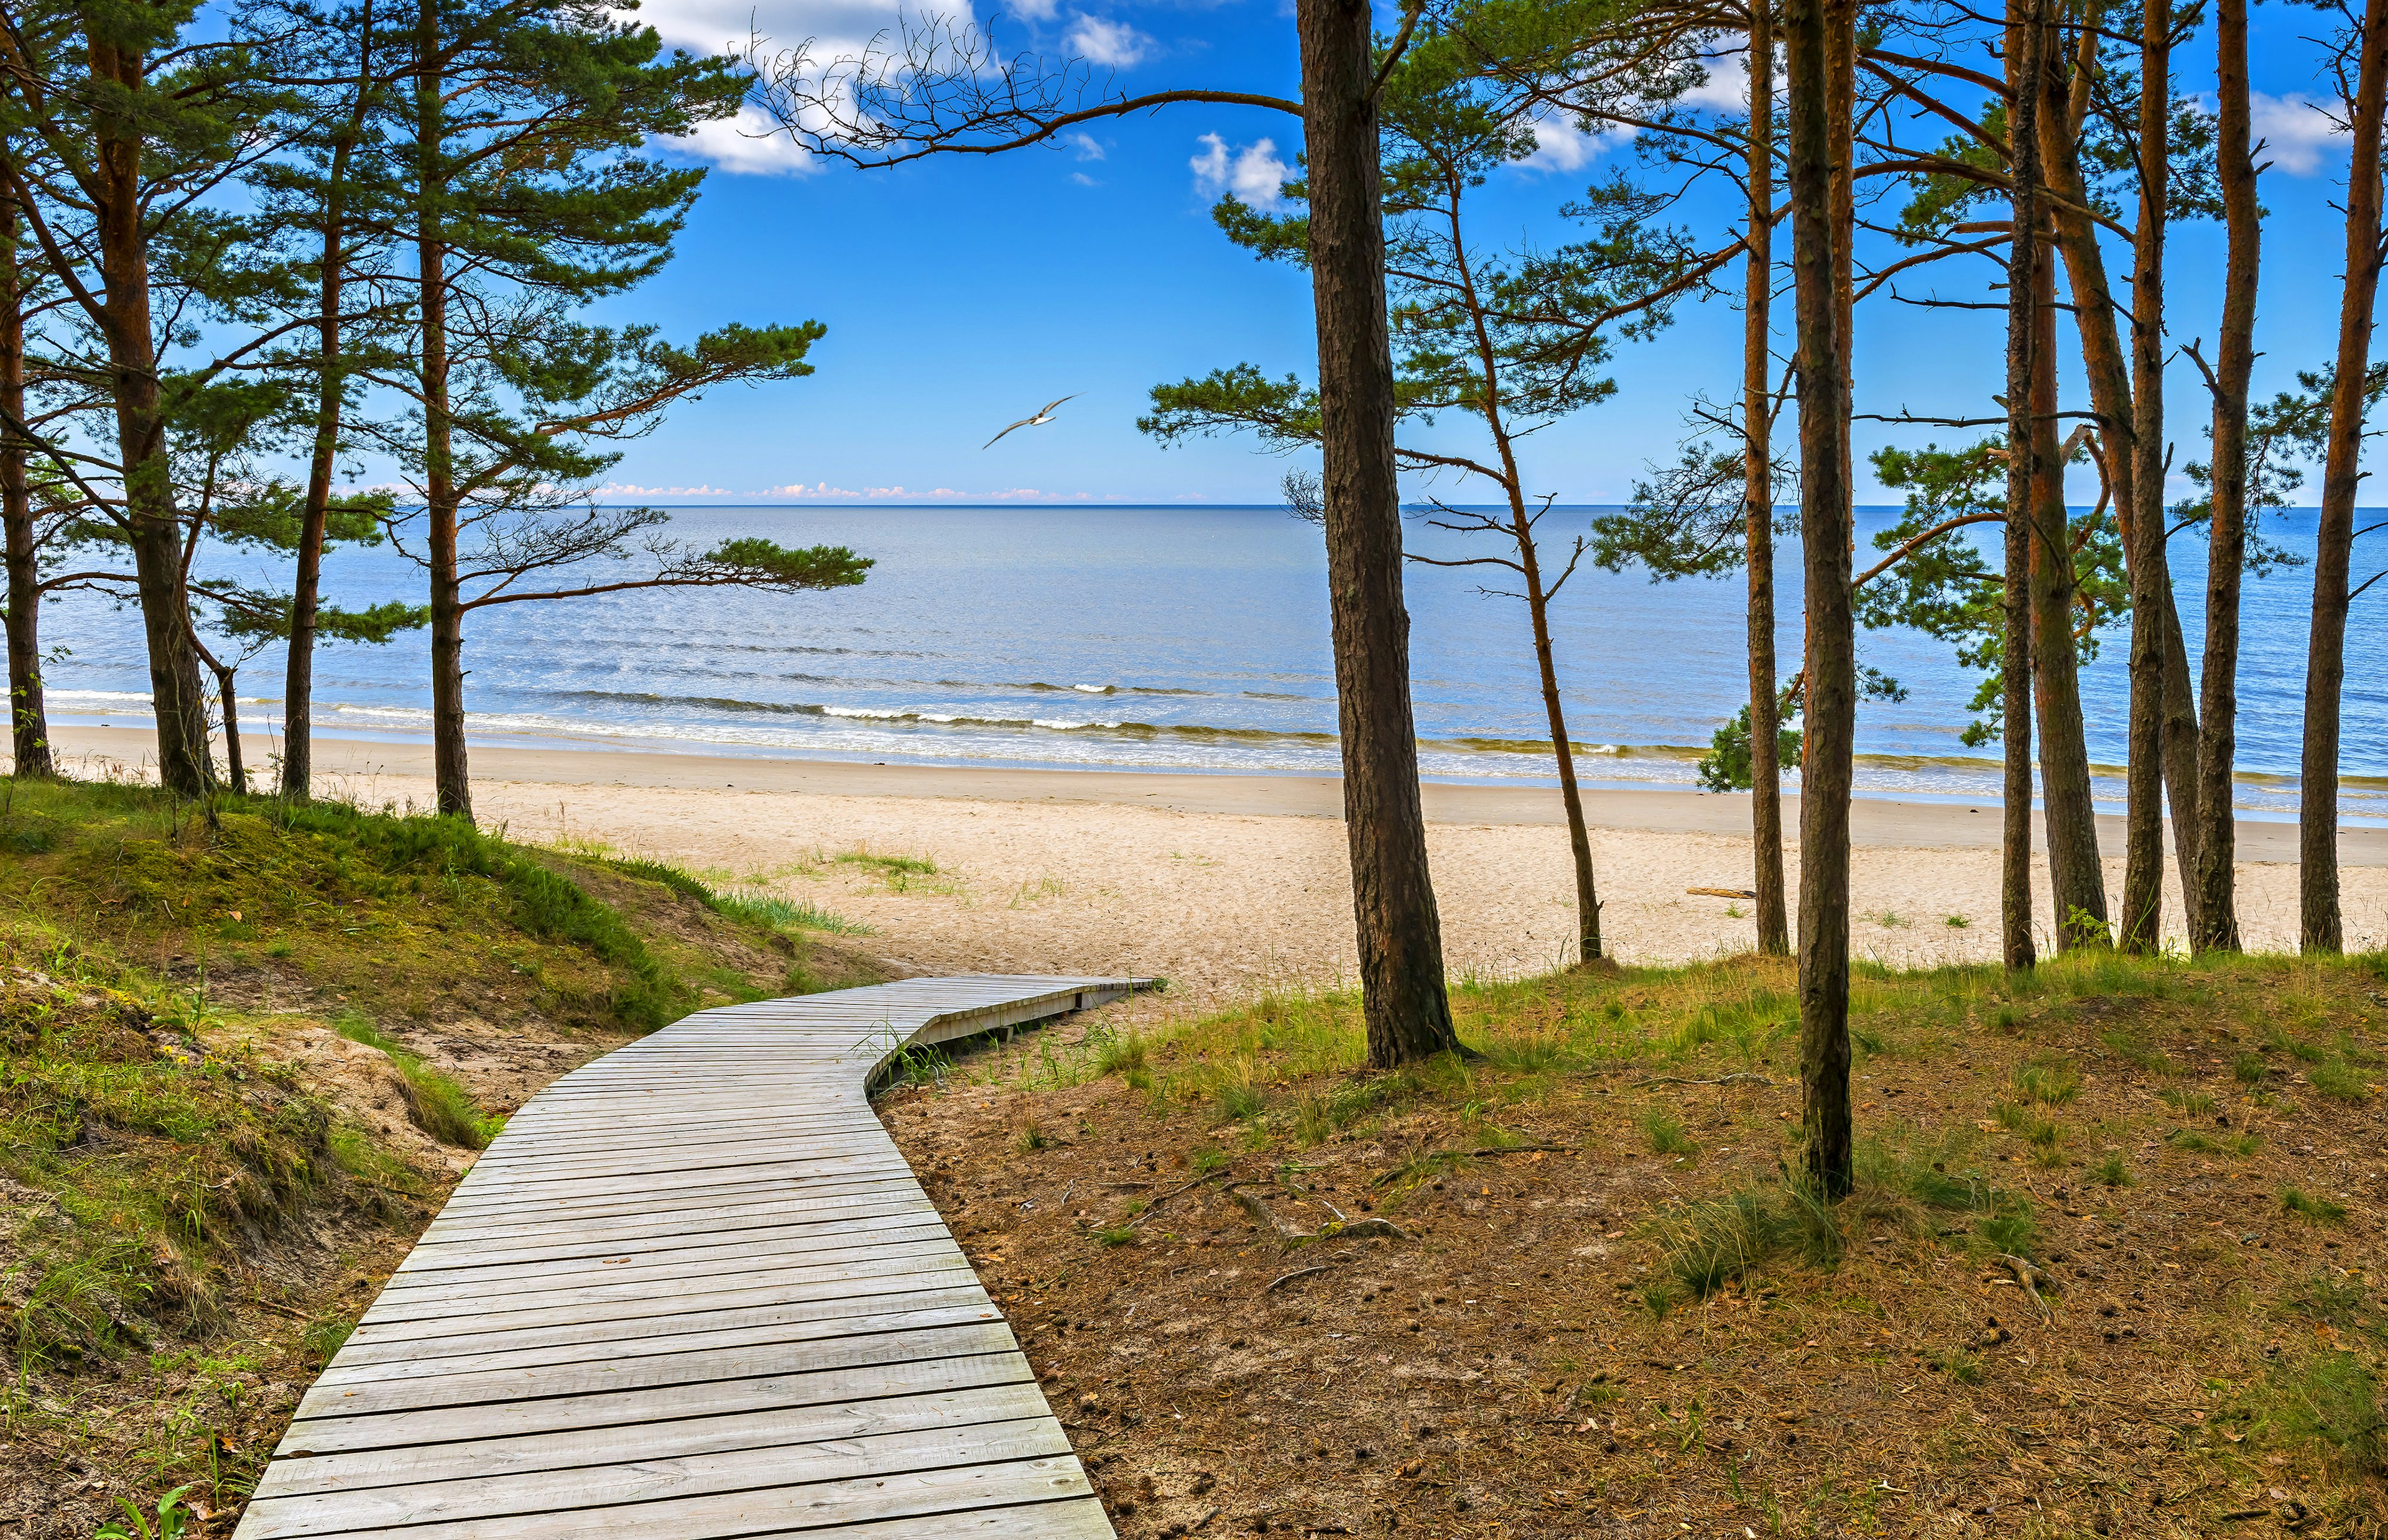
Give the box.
[1515,527,1601,962]
[0,196,49,780]
[2300,0,2388,954]
[2002,0,2043,972]
[1744,1,1789,957]
[417,0,470,822]
[2159,591,2203,926]
[1298,0,1458,1065]
[1788,0,1854,1197]
[2029,224,2108,946]
[2035,7,2134,946]
[284,34,374,802]
[2193,0,2259,953]
[90,32,211,797]
[2116,0,2173,952]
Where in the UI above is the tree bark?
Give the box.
[1744,0,1789,957]
[1298,0,1458,1064]
[0,196,49,780]
[2116,0,2173,952]
[2193,0,2259,952]
[2028,214,2108,947]
[1516,527,1602,962]
[1789,0,1854,1197]
[2301,0,2388,953]
[2002,0,2043,972]
[283,30,375,801]
[417,0,470,822]
[90,29,212,797]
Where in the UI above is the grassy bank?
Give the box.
[888,946,2388,1538]
[0,776,881,1536]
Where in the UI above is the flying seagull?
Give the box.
[983,394,1080,450]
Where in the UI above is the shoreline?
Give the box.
[34,723,2388,866]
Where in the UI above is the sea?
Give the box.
[35,504,2388,823]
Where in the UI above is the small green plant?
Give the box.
[2308,1058,2373,1103]
[1972,1207,2039,1260]
[1190,1146,1231,1175]
[2159,1086,2216,1116]
[2090,1151,2134,1187]
[1990,1100,2065,1163]
[1017,1118,1049,1152]
[713,890,872,935]
[1094,1033,1149,1077]
[2012,1053,2082,1107]
[2234,1052,2269,1085]
[1867,910,1909,929]
[1944,914,1971,929]
[1927,1349,1985,1383]
[2280,1187,2350,1227]
[300,1312,354,1365]
[1642,1107,1699,1157]
[331,1015,497,1150]
[2270,1353,2387,1475]
[95,1487,196,1540]
[1094,1225,1139,1248]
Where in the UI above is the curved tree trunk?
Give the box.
[91,32,212,798]
[1744,1,1789,957]
[2028,228,2108,946]
[2300,0,2388,954]
[1298,0,1458,1066]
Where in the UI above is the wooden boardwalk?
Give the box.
[235,975,1141,1539]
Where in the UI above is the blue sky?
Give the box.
[583,0,2377,507]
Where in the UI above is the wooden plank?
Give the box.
[255,1371,1046,1495]
[275,1457,1094,1540]
[238,1418,1070,1538]
[325,1285,994,1375]
[234,975,1142,1539]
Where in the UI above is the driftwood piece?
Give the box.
[1630,1072,1773,1089]
[1127,1166,1238,1229]
[1229,1181,1413,1243]
[1687,887,1760,899]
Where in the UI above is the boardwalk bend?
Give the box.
[234,974,1146,1540]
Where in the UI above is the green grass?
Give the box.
[329,1015,499,1150]
[2090,1151,2134,1187]
[1641,1108,1699,1157]
[2011,1052,2081,1106]
[2307,1058,2374,1103]
[2280,1187,2351,1226]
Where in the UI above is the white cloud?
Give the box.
[2251,91,2344,175]
[1680,49,1753,113]
[1002,0,1059,17]
[662,104,818,176]
[1515,111,1634,173]
[1064,13,1150,67]
[1192,132,1291,208]
[1065,131,1106,161]
[625,0,979,172]
[1071,170,1100,186]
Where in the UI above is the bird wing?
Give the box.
[983,416,1039,450]
[1038,394,1081,417]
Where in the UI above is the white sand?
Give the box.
[39,727,2388,1005]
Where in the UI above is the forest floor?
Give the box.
[884,949,2388,1539]
[0,777,886,1539]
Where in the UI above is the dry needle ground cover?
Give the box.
[0,778,879,1538]
[881,949,2388,1540]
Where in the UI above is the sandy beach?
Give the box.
[37,725,2388,1003]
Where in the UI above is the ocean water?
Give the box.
[36,503,2388,821]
